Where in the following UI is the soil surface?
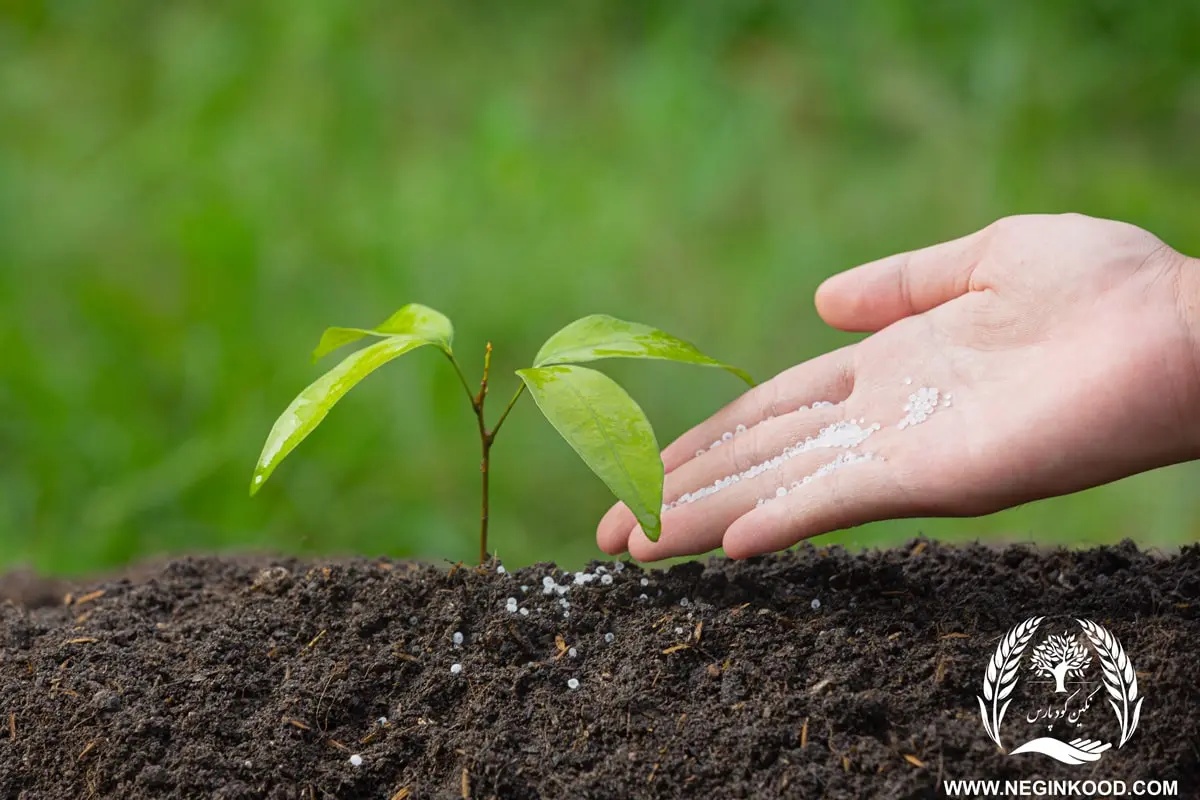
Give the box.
[1,540,1197,799]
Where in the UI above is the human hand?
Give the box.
[598,213,1200,561]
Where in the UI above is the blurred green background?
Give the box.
[2,2,1199,575]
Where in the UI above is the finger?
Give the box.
[660,345,856,472]
[721,455,905,559]
[815,226,988,332]
[597,347,856,555]
[627,411,882,561]
[596,501,633,555]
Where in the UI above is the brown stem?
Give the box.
[479,433,491,566]
[454,343,525,565]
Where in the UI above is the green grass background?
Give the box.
[2,2,1198,575]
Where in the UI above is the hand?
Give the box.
[597,213,1200,561]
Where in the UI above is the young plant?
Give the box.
[250,304,753,563]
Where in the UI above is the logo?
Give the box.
[977,617,1145,764]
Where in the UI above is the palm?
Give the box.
[597,214,1199,561]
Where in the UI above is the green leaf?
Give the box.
[517,365,665,541]
[533,314,754,386]
[251,335,435,495]
[312,303,454,361]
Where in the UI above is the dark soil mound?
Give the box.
[1,540,1196,799]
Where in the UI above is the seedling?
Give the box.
[250,304,753,563]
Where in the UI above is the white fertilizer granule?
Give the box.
[640,578,649,586]
[569,647,578,658]
[811,598,821,610]
[349,754,363,767]
[450,663,462,675]
[519,607,530,617]
[600,574,613,586]
[694,422,754,457]
[898,386,939,429]
[758,451,878,506]
[452,631,463,646]
[506,597,519,613]
[497,565,506,574]
[604,632,615,643]
[661,419,881,512]
[567,678,580,690]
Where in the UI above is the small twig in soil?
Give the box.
[73,589,106,606]
[903,754,926,768]
[64,637,98,645]
[78,740,98,761]
[7,713,14,741]
[283,717,311,731]
[390,790,411,800]
[460,766,470,799]
[305,629,327,650]
[315,665,344,732]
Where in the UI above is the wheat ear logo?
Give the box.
[977,616,1043,750]
[977,617,1145,765]
[1076,619,1145,748]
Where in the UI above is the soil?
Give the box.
[1,540,1197,799]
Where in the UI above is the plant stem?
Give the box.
[446,353,476,407]
[490,384,526,438]
[455,343,526,565]
[476,343,493,565]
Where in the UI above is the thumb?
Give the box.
[816,226,988,332]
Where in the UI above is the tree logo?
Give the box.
[1030,632,1092,693]
[977,617,1145,765]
